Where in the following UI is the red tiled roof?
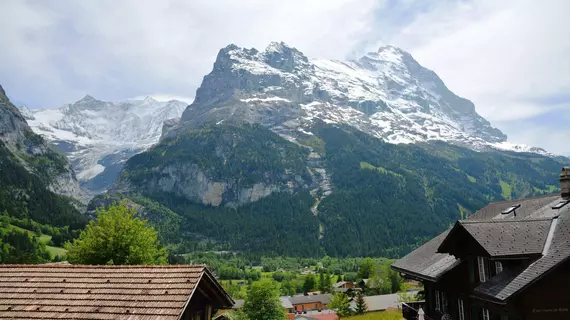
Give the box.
[0,264,208,320]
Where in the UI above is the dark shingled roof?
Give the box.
[392,230,459,281]
[0,264,233,320]
[467,194,560,221]
[393,190,570,303]
[473,204,570,301]
[453,219,552,257]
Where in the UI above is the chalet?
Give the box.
[0,264,233,320]
[392,167,570,320]
[333,281,356,289]
[289,294,332,313]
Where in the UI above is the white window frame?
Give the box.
[458,299,465,320]
[435,290,441,311]
[482,308,490,320]
[478,257,487,282]
[495,261,503,274]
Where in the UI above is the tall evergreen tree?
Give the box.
[355,291,367,315]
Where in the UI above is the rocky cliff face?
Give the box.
[174,42,545,154]
[0,85,87,203]
[113,124,312,207]
[24,96,188,193]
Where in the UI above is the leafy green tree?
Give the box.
[357,257,375,279]
[329,292,352,318]
[280,280,295,296]
[229,309,249,320]
[303,274,316,293]
[66,202,167,265]
[242,281,286,320]
[355,291,367,315]
[336,275,343,283]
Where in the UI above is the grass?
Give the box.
[46,245,68,258]
[346,310,404,320]
[360,162,402,178]
[4,224,67,258]
[499,180,513,199]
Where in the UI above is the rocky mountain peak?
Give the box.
[180,41,516,151]
[263,41,309,72]
[78,94,98,103]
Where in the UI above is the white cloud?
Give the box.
[0,0,381,108]
[381,0,570,123]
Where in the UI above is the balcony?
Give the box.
[402,301,434,320]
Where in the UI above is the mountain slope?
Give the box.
[105,122,563,257]
[0,85,86,229]
[24,96,188,193]
[95,42,563,257]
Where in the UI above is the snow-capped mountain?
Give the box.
[177,42,547,155]
[24,96,188,193]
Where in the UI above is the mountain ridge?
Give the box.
[174,41,548,156]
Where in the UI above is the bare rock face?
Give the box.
[0,85,88,203]
[112,123,312,208]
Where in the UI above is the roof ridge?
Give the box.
[0,264,206,269]
[460,217,554,224]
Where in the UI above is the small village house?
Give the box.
[393,167,570,320]
[0,264,233,319]
[232,293,333,319]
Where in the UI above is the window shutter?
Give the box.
[477,257,487,282]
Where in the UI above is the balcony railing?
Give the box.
[402,301,434,320]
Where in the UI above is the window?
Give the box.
[458,299,465,320]
[435,290,441,311]
[441,292,448,313]
[315,304,318,309]
[495,261,503,274]
[478,257,487,282]
[482,308,490,320]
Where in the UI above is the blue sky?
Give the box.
[1,0,569,155]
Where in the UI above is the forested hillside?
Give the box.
[0,85,86,263]
[100,123,564,258]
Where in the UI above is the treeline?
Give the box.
[0,213,79,247]
[0,229,51,264]
[0,141,86,230]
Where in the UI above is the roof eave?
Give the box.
[391,265,438,283]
